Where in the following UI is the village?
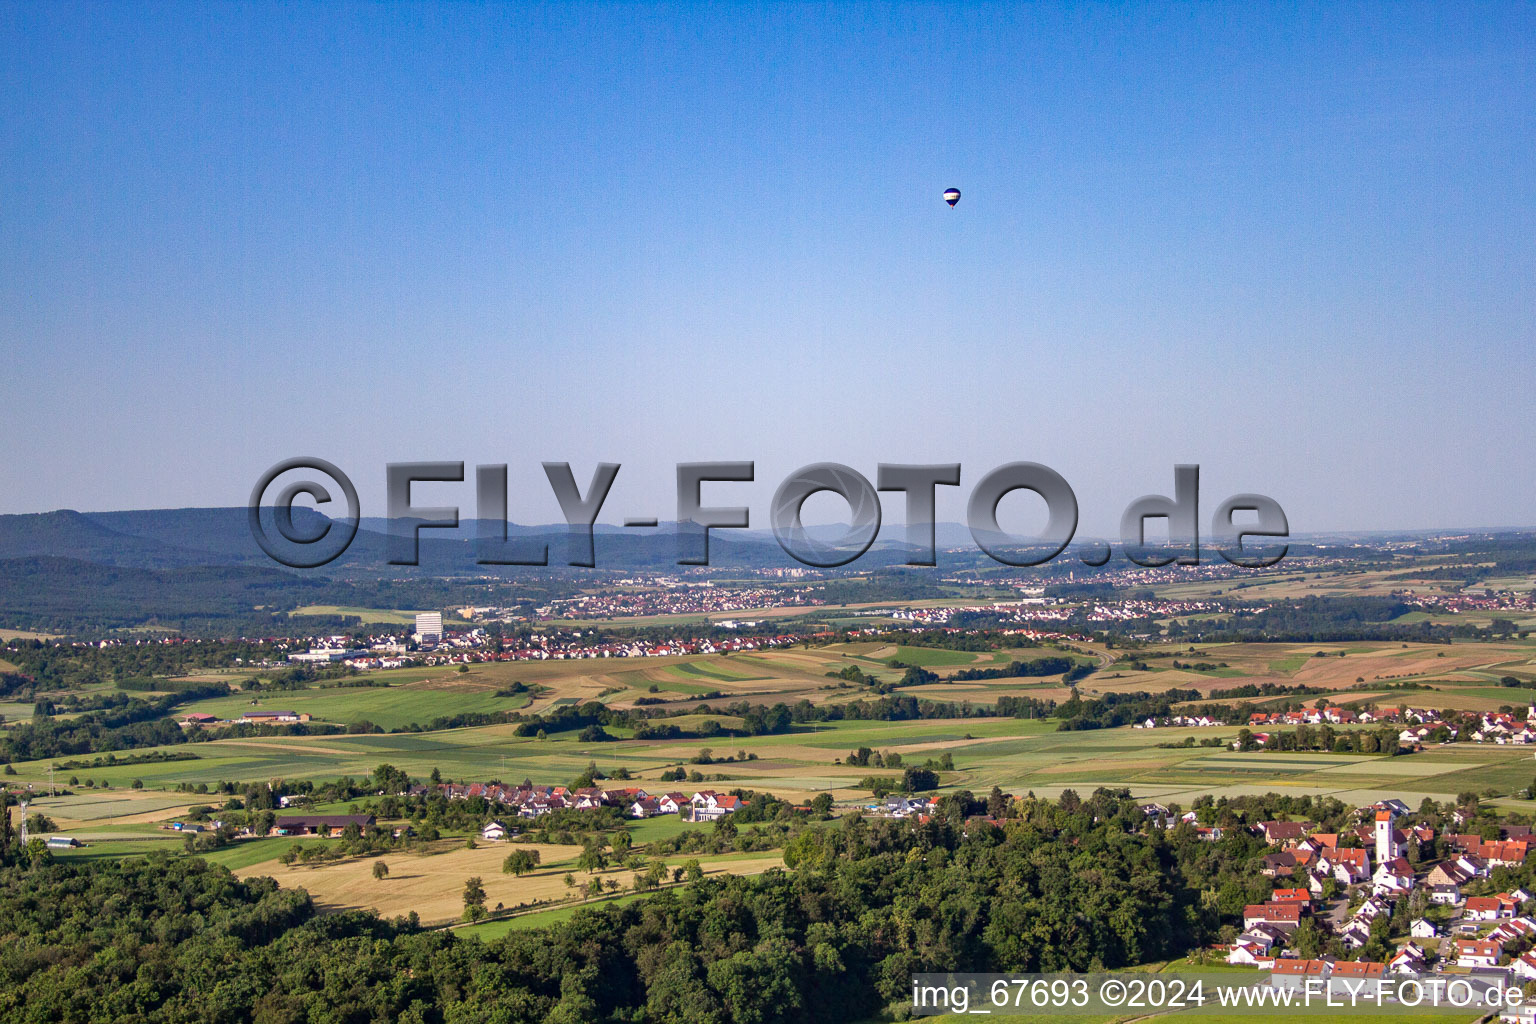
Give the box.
[1143,702,1536,750]
[1222,795,1536,1012]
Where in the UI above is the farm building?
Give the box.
[271,814,375,837]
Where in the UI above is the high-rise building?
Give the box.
[415,612,443,643]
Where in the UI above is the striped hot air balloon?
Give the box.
[943,188,961,207]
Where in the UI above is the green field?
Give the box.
[455,892,655,938]
[18,704,1536,821]
[177,683,531,730]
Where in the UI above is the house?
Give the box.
[1270,888,1311,905]
[1243,903,1302,932]
[1228,923,1286,965]
[692,794,743,821]
[1430,883,1463,905]
[1328,960,1385,997]
[1259,821,1311,845]
[1322,847,1370,885]
[1227,940,1272,967]
[1456,939,1502,968]
[1477,841,1531,868]
[1426,860,1475,889]
[271,814,375,837]
[880,795,932,818]
[1372,855,1414,895]
[1304,833,1340,852]
[1456,853,1490,878]
[1389,943,1428,975]
[481,820,509,841]
[1410,918,1439,939]
[1261,851,1298,877]
[629,797,662,818]
[1466,896,1515,921]
[1270,959,1331,991]
[1227,928,1285,966]
[658,793,686,815]
[1350,896,1392,928]
[1488,918,1536,948]
[1513,952,1536,982]
[1339,920,1373,949]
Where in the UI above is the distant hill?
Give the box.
[0,510,222,568]
[0,506,1073,581]
[0,555,339,632]
[85,506,329,564]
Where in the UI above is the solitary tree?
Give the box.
[462,876,487,921]
[577,846,608,874]
[503,849,541,876]
[372,860,390,881]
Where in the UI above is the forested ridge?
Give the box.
[0,790,1242,1024]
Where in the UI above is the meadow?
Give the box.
[233,840,786,926]
[23,699,1536,831]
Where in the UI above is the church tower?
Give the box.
[1375,809,1398,864]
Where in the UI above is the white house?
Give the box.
[1227,940,1271,966]
[481,820,509,841]
[1410,918,1439,939]
[1389,943,1428,975]
[1465,896,1515,921]
[1339,920,1372,949]
[1228,923,1285,965]
[1512,952,1536,982]
[1456,939,1501,968]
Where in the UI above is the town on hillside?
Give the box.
[1224,794,1536,1019]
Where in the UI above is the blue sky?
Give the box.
[2,3,1532,535]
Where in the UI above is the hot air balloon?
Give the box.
[943,188,961,207]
